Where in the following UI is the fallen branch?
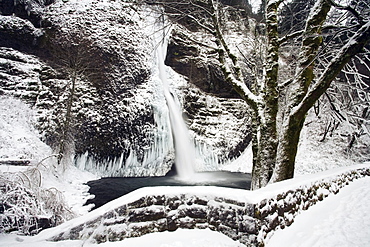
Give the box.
[0,159,31,166]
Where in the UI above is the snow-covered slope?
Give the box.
[266,176,370,247]
[0,96,50,162]
[0,96,97,234]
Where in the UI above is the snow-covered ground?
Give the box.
[266,176,370,247]
[0,228,245,247]
[0,96,97,216]
[0,166,369,247]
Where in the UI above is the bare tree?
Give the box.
[46,30,106,172]
[146,0,370,189]
[279,0,370,157]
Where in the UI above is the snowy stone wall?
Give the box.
[255,167,370,244]
[42,165,370,246]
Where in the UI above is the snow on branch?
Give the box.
[0,159,31,166]
[293,20,370,118]
[278,30,304,45]
[328,0,365,25]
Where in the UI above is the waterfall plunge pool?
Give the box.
[85,171,251,210]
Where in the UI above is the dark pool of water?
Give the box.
[85,171,251,209]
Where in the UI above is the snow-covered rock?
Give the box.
[0,0,254,177]
[14,163,369,246]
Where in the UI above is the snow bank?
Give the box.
[0,96,50,162]
[5,162,367,246]
[0,228,245,247]
[0,96,98,235]
[266,176,370,247]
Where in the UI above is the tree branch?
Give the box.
[205,0,260,109]
[278,30,304,45]
[293,21,370,118]
[328,0,364,25]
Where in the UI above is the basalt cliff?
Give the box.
[0,0,251,176]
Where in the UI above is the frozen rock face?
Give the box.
[40,0,154,165]
[0,0,55,27]
[0,0,252,176]
[164,8,254,170]
[0,47,44,101]
[166,26,239,98]
[183,87,251,169]
[0,15,44,52]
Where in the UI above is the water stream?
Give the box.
[157,40,196,180]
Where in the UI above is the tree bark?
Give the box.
[251,0,280,190]
[270,116,305,183]
[271,20,370,184]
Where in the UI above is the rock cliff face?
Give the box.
[0,0,251,176]
[163,4,254,169]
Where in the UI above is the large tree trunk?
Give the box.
[250,110,278,189]
[267,0,331,184]
[270,115,305,183]
[250,0,280,190]
[251,124,278,189]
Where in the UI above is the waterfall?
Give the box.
[75,9,215,178]
[156,28,196,180]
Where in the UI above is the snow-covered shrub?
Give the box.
[0,165,74,235]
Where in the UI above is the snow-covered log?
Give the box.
[0,159,31,166]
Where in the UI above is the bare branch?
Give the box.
[278,30,304,45]
[294,21,370,118]
[328,0,364,25]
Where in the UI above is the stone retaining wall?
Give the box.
[48,166,370,246]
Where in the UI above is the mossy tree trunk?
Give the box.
[268,0,332,184]
[250,0,279,189]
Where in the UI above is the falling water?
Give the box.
[74,10,228,178]
[156,36,196,180]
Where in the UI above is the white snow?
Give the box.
[221,144,253,173]
[266,176,370,247]
[0,96,98,216]
[104,228,245,247]
[250,0,262,13]
[0,96,49,162]
[0,228,245,247]
[41,165,98,216]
